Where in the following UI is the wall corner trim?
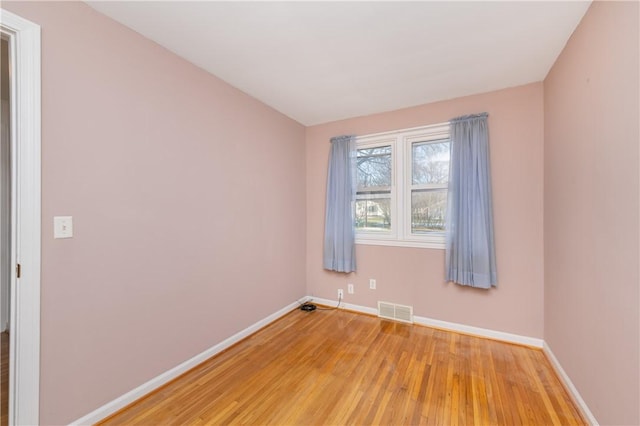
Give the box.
[542,342,600,426]
[69,298,307,425]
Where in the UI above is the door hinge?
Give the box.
[16,263,21,278]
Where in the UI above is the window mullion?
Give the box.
[403,135,412,241]
[392,137,401,240]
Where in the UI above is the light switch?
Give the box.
[54,216,73,239]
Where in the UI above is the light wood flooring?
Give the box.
[100,307,584,425]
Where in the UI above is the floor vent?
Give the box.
[377,301,414,324]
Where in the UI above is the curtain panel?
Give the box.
[323,135,357,273]
[445,113,497,288]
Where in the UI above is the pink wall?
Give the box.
[544,2,639,425]
[2,2,306,424]
[4,1,636,424]
[306,83,545,338]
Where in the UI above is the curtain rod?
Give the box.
[330,112,489,142]
[451,112,489,122]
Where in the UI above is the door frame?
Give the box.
[0,9,41,426]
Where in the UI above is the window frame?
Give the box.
[354,136,398,240]
[354,122,450,250]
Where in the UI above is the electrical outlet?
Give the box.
[369,279,376,290]
[338,289,344,299]
[348,283,354,294]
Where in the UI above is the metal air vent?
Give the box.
[378,301,413,324]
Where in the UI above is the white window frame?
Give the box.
[354,136,398,240]
[355,122,450,249]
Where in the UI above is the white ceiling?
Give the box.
[86,1,591,126]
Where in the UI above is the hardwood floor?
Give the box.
[100,308,584,425]
[1,331,7,426]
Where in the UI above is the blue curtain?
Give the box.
[323,135,357,273]
[445,113,497,288]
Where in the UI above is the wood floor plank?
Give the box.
[99,308,586,426]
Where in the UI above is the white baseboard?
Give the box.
[70,298,306,425]
[310,296,378,315]
[413,315,543,348]
[310,297,543,348]
[71,296,592,426]
[543,342,599,426]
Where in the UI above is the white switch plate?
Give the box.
[348,283,354,294]
[369,279,376,290]
[54,216,73,239]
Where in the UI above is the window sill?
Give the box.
[355,238,445,250]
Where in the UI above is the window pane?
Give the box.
[411,189,447,233]
[355,198,391,231]
[357,146,391,190]
[412,140,449,185]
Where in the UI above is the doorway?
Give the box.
[0,9,41,426]
[1,34,11,426]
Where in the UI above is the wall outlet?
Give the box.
[338,289,344,299]
[369,279,376,290]
[347,283,354,294]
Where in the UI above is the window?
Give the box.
[355,123,450,249]
[355,145,392,232]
